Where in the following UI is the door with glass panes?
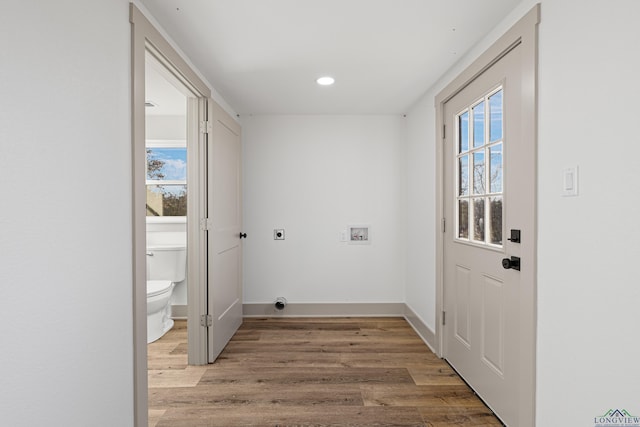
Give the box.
[442,36,535,426]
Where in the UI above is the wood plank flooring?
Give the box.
[148,317,502,426]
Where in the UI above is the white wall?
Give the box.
[405,0,640,423]
[0,1,133,426]
[146,115,186,140]
[405,96,437,330]
[535,0,640,423]
[242,115,406,306]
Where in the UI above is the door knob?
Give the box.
[239,232,247,239]
[502,256,520,271]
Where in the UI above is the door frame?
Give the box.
[434,3,539,424]
[130,5,211,426]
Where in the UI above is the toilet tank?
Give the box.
[146,245,187,282]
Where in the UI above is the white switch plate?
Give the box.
[562,166,578,197]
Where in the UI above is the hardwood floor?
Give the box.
[148,317,502,426]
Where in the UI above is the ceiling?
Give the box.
[145,52,189,116]
[139,0,522,115]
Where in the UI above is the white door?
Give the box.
[207,99,243,362]
[442,39,535,425]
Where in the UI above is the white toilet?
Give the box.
[146,244,186,343]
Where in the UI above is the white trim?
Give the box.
[146,180,186,186]
[243,302,405,318]
[131,5,213,425]
[186,97,209,366]
[146,139,187,147]
[404,304,437,353]
[145,216,187,225]
[171,304,188,319]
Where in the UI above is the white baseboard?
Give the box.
[403,304,437,353]
[243,302,405,317]
[171,304,188,320]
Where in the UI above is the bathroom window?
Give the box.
[146,141,187,217]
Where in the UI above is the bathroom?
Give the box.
[145,52,189,342]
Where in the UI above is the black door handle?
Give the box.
[507,229,521,243]
[239,232,247,239]
[502,256,520,271]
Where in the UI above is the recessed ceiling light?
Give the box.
[316,76,335,86]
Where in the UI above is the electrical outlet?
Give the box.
[274,229,285,240]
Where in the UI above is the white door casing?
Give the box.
[443,49,520,423]
[436,5,539,427]
[131,5,215,424]
[207,99,243,363]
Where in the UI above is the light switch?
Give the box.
[562,166,578,197]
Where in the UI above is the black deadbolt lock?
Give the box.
[507,229,521,243]
[502,256,521,271]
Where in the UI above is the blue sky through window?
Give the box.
[489,90,503,142]
[146,148,187,181]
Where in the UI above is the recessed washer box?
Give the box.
[348,224,371,245]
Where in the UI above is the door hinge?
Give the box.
[200,314,213,328]
[200,218,212,231]
[442,311,446,326]
[200,120,212,134]
[443,124,446,140]
[442,218,446,233]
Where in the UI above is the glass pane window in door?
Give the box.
[473,101,485,148]
[489,90,503,142]
[489,143,503,193]
[454,86,503,247]
[473,198,485,242]
[458,199,469,239]
[459,111,469,153]
[473,152,485,195]
[459,155,469,196]
[489,196,503,245]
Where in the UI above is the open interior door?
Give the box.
[206,99,243,363]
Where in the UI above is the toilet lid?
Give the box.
[147,280,173,297]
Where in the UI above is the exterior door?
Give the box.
[442,36,535,425]
[207,99,243,362]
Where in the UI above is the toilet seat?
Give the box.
[147,280,173,297]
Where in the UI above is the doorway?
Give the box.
[131,5,244,425]
[435,5,539,426]
[131,6,210,426]
[145,51,191,335]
